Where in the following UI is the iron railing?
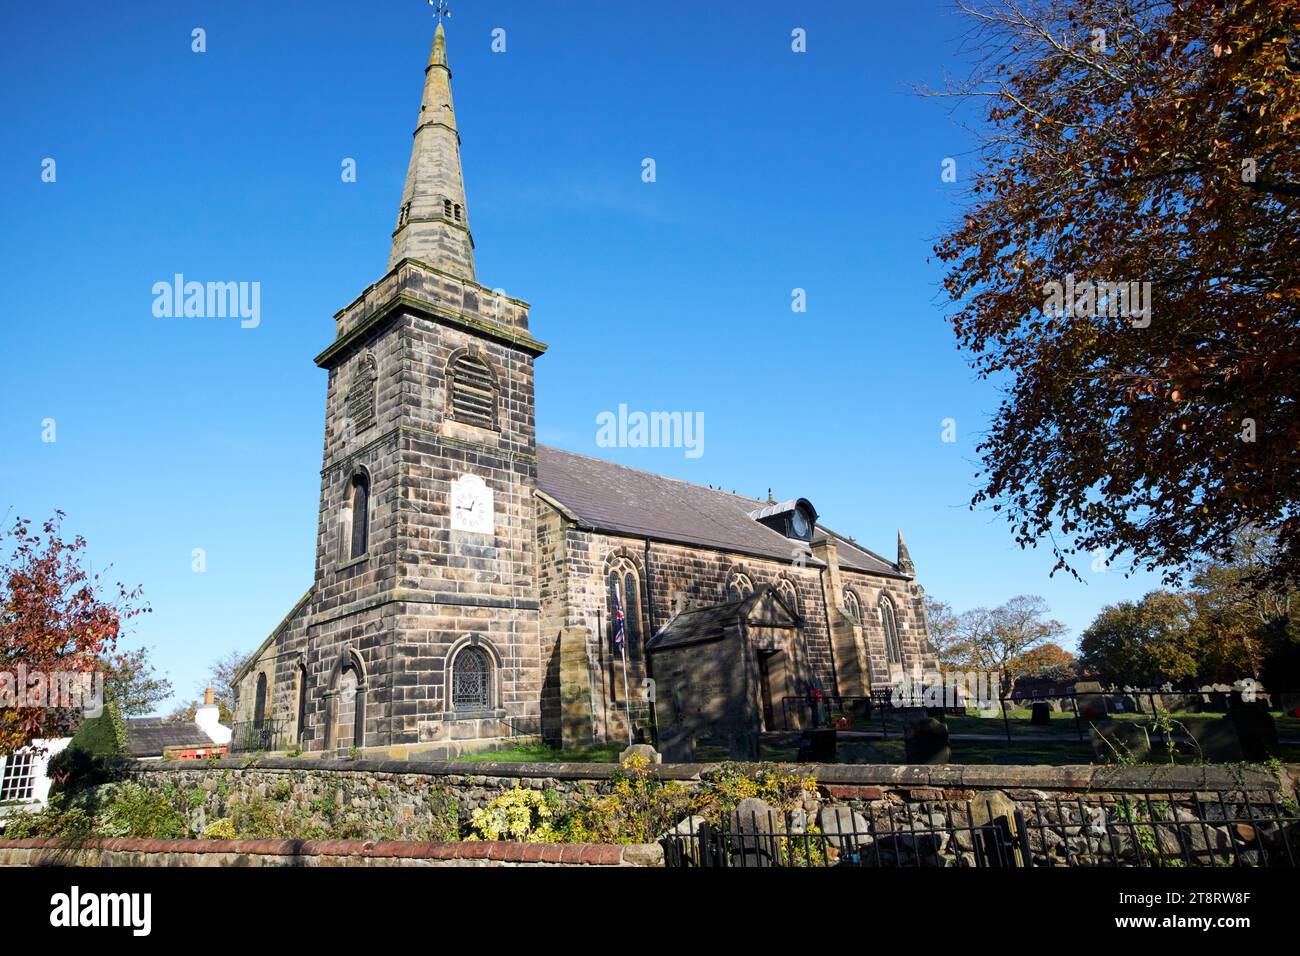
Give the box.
[661,789,1299,868]
[780,688,1298,747]
[228,719,290,753]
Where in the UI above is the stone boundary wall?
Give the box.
[127,756,1296,795]
[0,837,661,868]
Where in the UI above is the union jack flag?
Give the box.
[613,582,626,653]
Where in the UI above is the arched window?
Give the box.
[844,589,862,624]
[452,646,492,710]
[726,571,754,603]
[776,578,800,617]
[348,472,369,559]
[607,558,644,665]
[880,595,903,665]
[447,352,498,430]
[253,673,268,728]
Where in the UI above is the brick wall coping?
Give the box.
[124,758,1295,794]
[0,836,651,865]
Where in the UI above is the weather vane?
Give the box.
[429,0,451,23]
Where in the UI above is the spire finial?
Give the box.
[389,4,476,278]
[896,529,916,576]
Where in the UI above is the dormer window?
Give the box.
[748,498,817,542]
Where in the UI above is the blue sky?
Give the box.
[0,0,1164,712]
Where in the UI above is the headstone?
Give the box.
[1226,706,1280,761]
[796,729,837,763]
[968,791,1022,866]
[1030,702,1052,726]
[729,797,779,867]
[658,815,709,865]
[727,729,761,761]
[1074,681,1106,720]
[1088,719,1152,763]
[620,743,662,766]
[904,717,951,764]
[1177,717,1245,762]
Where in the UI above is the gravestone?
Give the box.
[1088,719,1152,763]
[1226,705,1280,761]
[797,729,837,763]
[1030,702,1052,726]
[1074,681,1107,720]
[1177,717,1245,762]
[620,743,662,766]
[729,797,779,867]
[968,791,1022,866]
[904,717,951,764]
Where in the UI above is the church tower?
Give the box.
[304,23,548,755]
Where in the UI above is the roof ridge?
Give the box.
[537,444,762,504]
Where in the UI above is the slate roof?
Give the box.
[124,719,218,758]
[535,445,902,577]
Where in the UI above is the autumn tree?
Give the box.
[1010,641,1078,683]
[1079,590,1201,683]
[933,0,1300,587]
[924,596,973,669]
[957,594,1068,695]
[0,513,147,754]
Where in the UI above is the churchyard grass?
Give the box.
[451,743,622,764]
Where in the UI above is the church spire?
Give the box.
[388,21,476,279]
[896,529,916,576]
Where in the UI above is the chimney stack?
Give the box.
[204,686,215,706]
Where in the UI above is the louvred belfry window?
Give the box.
[447,353,498,430]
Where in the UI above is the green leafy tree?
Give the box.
[100,646,172,717]
[1080,591,1201,684]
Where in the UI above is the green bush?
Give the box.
[46,746,121,795]
[96,783,187,839]
[67,700,127,757]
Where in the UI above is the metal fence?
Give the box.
[228,719,290,753]
[661,790,1299,868]
[780,688,1297,746]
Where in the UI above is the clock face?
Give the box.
[450,474,493,535]
[790,507,810,539]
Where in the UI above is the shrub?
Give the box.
[693,762,817,823]
[46,746,121,795]
[67,700,128,757]
[203,818,236,839]
[468,787,559,842]
[97,783,187,839]
[558,754,690,844]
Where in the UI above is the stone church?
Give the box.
[232,24,937,759]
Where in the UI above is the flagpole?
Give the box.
[615,582,632,747]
